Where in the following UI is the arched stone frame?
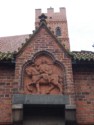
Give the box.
[21,51,66,94]
[56,27,61,36]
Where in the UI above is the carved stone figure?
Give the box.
[25,57,64,94]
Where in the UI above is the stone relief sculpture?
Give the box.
[24,56,64,94]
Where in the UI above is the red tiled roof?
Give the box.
[0,34,29,53]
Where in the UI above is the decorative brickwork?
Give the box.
[14,25,74,99]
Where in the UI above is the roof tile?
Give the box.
[71,51,94,61]
[0,35,94,62]
[0,34,29,53]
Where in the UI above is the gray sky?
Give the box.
[0,0,94,51]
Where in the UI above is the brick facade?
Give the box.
[0,8,94,125]
[73,64,94,124]
[0,64,14,124]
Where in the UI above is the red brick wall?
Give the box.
[0,65,14,124]
[15,27,74,105]
[73,64,94,125]
[0,26,74,124]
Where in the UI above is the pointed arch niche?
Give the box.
[21,51,65,95]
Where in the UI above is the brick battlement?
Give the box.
[35,7,67,22]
